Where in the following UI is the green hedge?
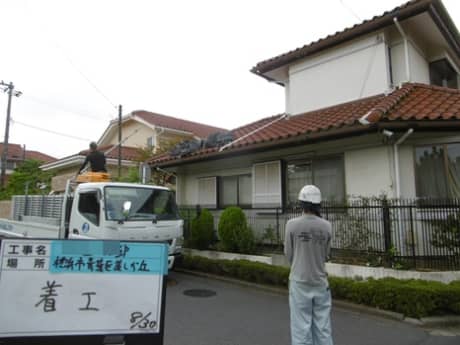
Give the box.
[189,209,214,250]
[178,255,460,318]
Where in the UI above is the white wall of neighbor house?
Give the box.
[344,145,394,198]
[287,33,390,115]
[105,120,154,148]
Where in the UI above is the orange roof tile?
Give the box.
[151,83,460,166]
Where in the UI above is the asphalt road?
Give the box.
[164,272,460,345]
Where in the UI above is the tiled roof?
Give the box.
[151,83,460,166]
[0,143,56,163]
[131,110,227,138]
[252,0,460,76]
[79,145,142,161]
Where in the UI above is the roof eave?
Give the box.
[153,119,460,169]
[252,0,459,76]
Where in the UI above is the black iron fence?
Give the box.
[179,198,460,270]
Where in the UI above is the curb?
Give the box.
[174,268,460,328]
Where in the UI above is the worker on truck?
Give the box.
[78,142,107,174]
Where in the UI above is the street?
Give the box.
[164,272,459,345]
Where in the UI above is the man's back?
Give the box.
[284,214,332,286]
[86,150,106,172]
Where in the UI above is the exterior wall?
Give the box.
[287,33,390,115]
[175,131,460,205]
[390,40,430,86]
[398,145,417,198]
[344,145,394,197]
[106,120,155,148]
[175,135,397,206]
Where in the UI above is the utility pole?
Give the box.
[0,81,22,188]
[118,104,122,179]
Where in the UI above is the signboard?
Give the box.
[0,239,168,344]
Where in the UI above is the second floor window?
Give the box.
[429,59,458,89]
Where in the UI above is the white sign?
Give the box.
[0,239,168,338]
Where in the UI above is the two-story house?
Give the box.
[151,0,460,212]
[42,110,225,192]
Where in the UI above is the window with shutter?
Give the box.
[198,177,217,208]
[252,161,282,208]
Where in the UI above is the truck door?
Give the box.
[68,189,103,239]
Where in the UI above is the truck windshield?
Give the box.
[104,186,179,221]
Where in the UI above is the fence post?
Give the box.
[382,198,392,253]
[276,207,280,246]
[409,202,416,269]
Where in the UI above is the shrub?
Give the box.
[189,209,214,250]
[178,255,460,318]
[218,206,255,253]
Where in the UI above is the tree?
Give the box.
[0,159,53,200]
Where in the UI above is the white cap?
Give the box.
[298,185,321,204]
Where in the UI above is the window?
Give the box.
[429,59,458,89]
[104,186,179,221]
[253,161,282,208]
[198,177,217,208]
[286,156,344,206]
[415,143,460,198]
[147,135,156,149]
[218,174,252,208]
[78,191,100,225]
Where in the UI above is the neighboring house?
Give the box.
[42,110,226,192]
[151,0,460,211]
[0,143,56,183]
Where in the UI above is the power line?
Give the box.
[21,94,112,122]
[339,0,362,22]
[54,43,118,110]
[11,119,91,142]
[23,1,118,112]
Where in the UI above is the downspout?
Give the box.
[219,113,289,152]
[393,128,413,198]
[393,17,411,82]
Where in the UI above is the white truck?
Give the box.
[0,179,183,269]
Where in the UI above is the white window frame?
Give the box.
[197,177,217,208]
[252,161,282,208]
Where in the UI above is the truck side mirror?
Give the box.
[122,201,132,219]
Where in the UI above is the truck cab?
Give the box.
[64,182,183,269]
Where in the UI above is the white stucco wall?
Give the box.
[287,34,390,115]
[344,146,394,197]
[390,40,430,86]
[398,145,417,198]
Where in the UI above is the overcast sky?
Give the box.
[0,0,459,159]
